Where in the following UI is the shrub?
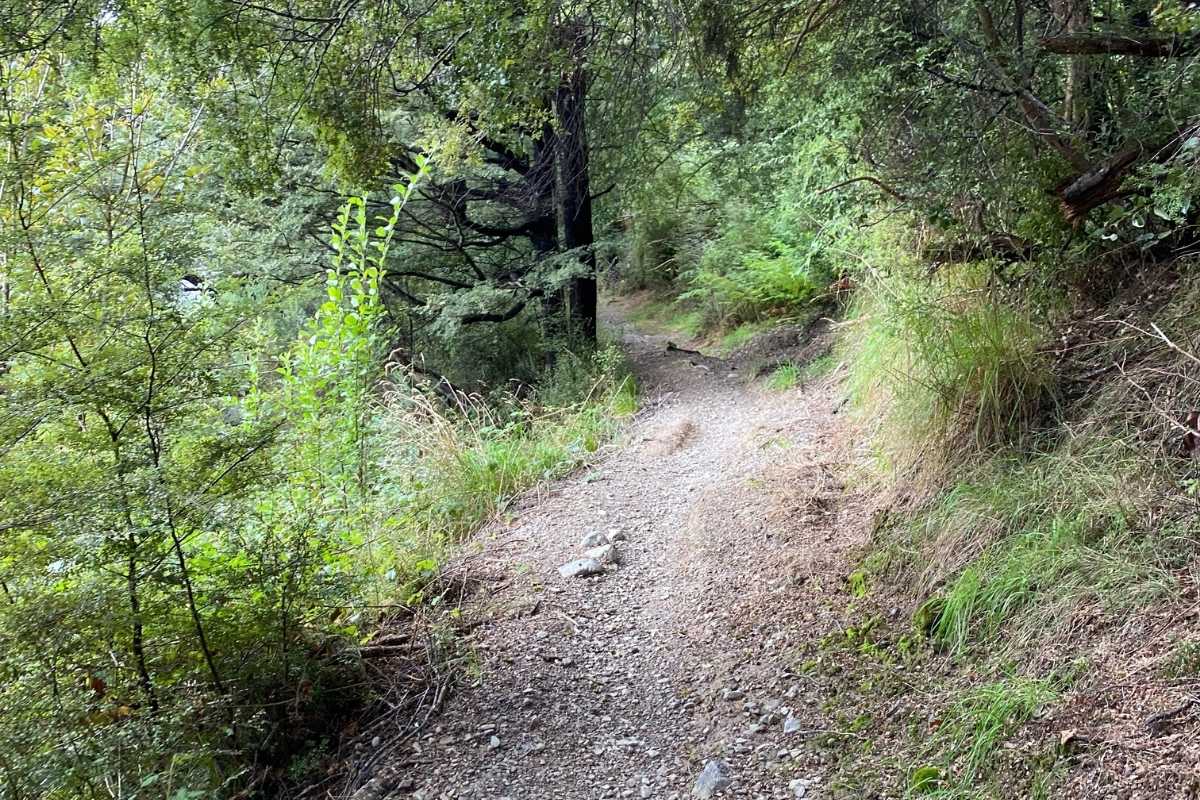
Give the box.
[0,182,637,798]
[680,219,832,330]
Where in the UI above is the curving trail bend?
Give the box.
[389,302,865,800]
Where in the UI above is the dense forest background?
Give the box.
[2,1,1200,797]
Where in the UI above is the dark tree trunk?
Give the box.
[553,61,598,343]
[530,121,560,257]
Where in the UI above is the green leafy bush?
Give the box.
[681,220,832,330]
[0,167,636,798]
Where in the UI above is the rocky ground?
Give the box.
[356,301,869,800]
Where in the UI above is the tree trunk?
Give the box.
[553,61,598,343]
[1054,0,1092,130]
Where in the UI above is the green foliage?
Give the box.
[925,677,1058,790]
[681,227,830,328]
[799,353,836,382]
[846,569,870,599]
[618,94,861,336]
[907,765,944,795]
[717,320,773,353]
[383,348,636,567]
[1160,640,1200,679]
[905,442,1174,655]
[0,136,633,796]
[625,295,705,341]
[932,516,1169,654]
[843,258,1055,466]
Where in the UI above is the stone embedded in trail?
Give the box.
[789,777,813,798]
[585,543,621,565]
[783,715,803,735]
[558,557,604,579]
[580,531,609,548]
[692,760,731,798]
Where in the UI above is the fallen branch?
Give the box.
[666,341,707,357]
[1145,696,1199,735]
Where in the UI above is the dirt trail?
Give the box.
[394,302,866,800]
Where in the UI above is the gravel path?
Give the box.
[394,305,866,800]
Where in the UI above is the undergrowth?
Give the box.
[843,261,1054,472]
[831,255,1200,798]
[910,676,1059,798]
[624,294,704,341]
[766,362,801,391]
[898,441,1176,655]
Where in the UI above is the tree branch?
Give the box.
[1040,32,1200,58]
[817,175,908,202]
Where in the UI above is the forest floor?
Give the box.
[358,297,877,800]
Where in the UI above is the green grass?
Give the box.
[626,295,703,340]
[930,515,1169,654]
[1161,640,1200,678]
[903,441,1173,655]
[381,348,637,598]
[799,352,836,381]
[766,362,801,391]
[717,320,773,353]
[918,676,1058,793]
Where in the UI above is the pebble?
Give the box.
[586,543,621,564]
[788,778,812,798]
[581,531,609,548]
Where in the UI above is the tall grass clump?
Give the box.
[843,262,1055,471]
[909,676,1058,797]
